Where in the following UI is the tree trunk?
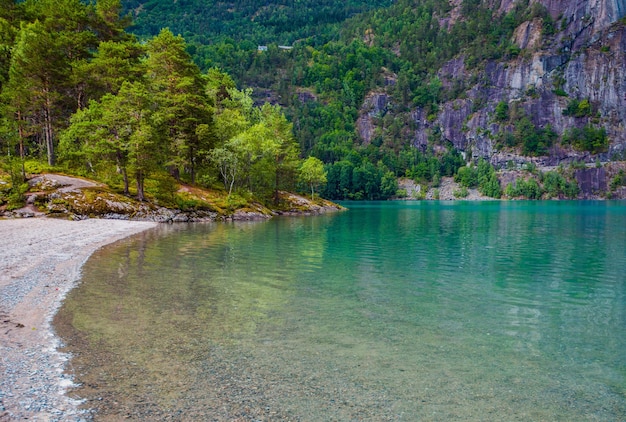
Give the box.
[17,111,26,180]
[190,148,196,185]
[43,88,55,166]
[169,166,180,181]
[228,173,235,197]
[116,152,130,195]
[122,167,130,195]
[136,170,145,201]
[274,169,280,205]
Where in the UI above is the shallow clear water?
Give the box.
[57,201,626,420]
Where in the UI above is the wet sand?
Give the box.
[0,218,157,421]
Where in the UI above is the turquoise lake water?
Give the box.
[57,201,626,420]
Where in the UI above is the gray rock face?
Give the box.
[356,1,626,165]
[575,167,608,197]
[356,92,390,144]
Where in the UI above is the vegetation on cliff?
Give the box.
[117,0,626,200]
[1,0,625,204]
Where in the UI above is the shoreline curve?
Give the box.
[0,218,158,421]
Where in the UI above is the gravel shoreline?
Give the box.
[0,218,157,421]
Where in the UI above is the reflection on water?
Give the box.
[55,201,626,420]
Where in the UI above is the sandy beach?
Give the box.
[0,218,157,421]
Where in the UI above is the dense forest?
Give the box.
[2,0,625,208]
[121,0,626,200]
[0,0,329,211]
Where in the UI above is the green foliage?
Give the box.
[562,124,609,154]
[480,173,502,198]
[0,156,28,209]
[506,177,543,199]
[453,186,468,198]
[299,156,327,199]
[524,161,538,174]
[511,117,556,156]
[542,171,579,198]
[124,0,391,46]
[1,0,607,204]
[380,170,398,198]
[610,170,626,191]
[0,0,131,166]
[454,159,501,198]
[151,172,179,205]
[569,160,587,170]
[563,98,593,118]
[117,0,534,203]
[494,101,509,122]
[5,181,27,210]
[476,159,501,198]
[173,192,214,212]
[504,171,580,199]
[455,165,478,188]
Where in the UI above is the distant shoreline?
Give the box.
[0,218,157,421]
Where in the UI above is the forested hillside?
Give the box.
[122,0,626,200]
[124,0,392,44]
[2,0,626,207]
[0,0,332,214]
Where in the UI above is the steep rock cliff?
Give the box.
[360,0,626,173]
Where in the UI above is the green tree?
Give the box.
[257,103,301,203]
[93,0,132,41]
[299,156,327,199]
[455,164,478,187]
[209,146,239,196]
[7,21,70,165]
[60,81,157,200]
[380,170,398,198]
[73,40,145,106]
[494,100,509,121]
[562,124,608,154]
[145,29,214,184]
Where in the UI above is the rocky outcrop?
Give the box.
[575,167,608,197]
[353,0,626,198]
[356,92,390,144]
[368,0,626,165]
[3,174,343,221]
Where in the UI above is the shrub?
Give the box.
[610,170,626,190]
[480,173,502,198]
[518,178,543,199]
[504,182,516,198]
[453,186,469,198]
[513,117,556,156]
[562,124,609,154]
[455,165,478,188]
[563,98,593,118]
[541,171,578,198]
[507,178,543,199]
[494,101,509,121]
[6,182,29,211]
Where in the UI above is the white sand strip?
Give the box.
[0,218,157,421]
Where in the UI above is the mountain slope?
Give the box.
[122,0,626,199]
[123,0,393,44]
[404,0,626,163]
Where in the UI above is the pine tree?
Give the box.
[8,21,69,165]
[145,29,214,184]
